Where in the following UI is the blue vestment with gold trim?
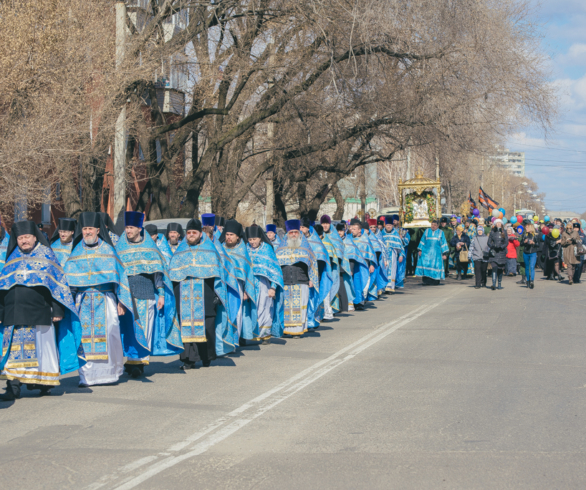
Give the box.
[247,242,285,338]
[115,232,183,357]
[0,243,84,375]
[357,231,378,301]
[169,235,240,356]
[155,234,174,265]
[223,240,258,340]
[275,235,319,331]
[307,228,333,328]
[65,238,144,359]
[343,234,369,305]
[416,228,449,280]
[51,240,73,266]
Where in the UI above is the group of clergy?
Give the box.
[0,211,409,401]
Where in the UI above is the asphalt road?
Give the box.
[2,274,586,489]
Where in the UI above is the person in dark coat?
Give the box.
[450,225,471,280]
[544,227,563,282]
[487,219,508,290]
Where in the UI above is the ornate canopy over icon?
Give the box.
[398,171,441,228]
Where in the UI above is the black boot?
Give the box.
[491,272,497,290]
[529,281,535,289]
[497,273,504,290]
[457,272,462,280]
[0,381,21,401]
[516,276,526,285]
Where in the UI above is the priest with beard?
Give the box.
[116,212,183,378]
[245,226,284,344]
[219,220,257,345]
[64,212,135,387]
[0,221,83,401]
[166,222,184,254]
[169,219,239,370]
[145,224,173,265]
[50,217,77,265]
[276,220,319,338]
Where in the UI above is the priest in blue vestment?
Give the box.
[0,221,84,401]
[116,212,183,378]
[380,216,405,293]
[65,212,136,387]
[265,224,282,250]
[166,222,184,254]
[416,220,449,285]
[315,224,339,320]
[145,224,173,265]
[322,216,352,313]
[391,214,411,289]
[301,219,333,328]
[367,219,390,296]
[276,220,319,338]
[50,217,77,265]
[343,220,370,310]
[245,226,284,344]
[219,220,258,345]
[352,220,378,303]
[169,219,239,369]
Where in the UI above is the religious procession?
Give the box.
[2,166,584,402]
[0,209,414,401]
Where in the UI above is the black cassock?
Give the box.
[174,278,218,366]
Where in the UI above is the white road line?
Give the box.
[88,294,452,490]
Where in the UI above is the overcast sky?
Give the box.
[506,0,586,214]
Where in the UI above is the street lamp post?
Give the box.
[513,182,528,211]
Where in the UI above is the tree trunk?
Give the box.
[332,183,345,220]
[61,165,82,218]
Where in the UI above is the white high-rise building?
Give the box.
[491,147,525,177]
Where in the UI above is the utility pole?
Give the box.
[114,1,127,223]
[406,146,411,180]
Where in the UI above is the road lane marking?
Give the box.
[88,293,453,490]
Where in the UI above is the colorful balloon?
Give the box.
[510,217,517,225]
[499,207,505,215]
[472,208,480,217]
[551,229,560,239]
[541,226,549,235]
[516,214,523,224]
[502,217,508,224]
[533,215,539,222]
[498,212,504,219]
[492,209,500,218]
[544,216,550,222]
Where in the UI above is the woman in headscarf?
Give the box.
[469,225,489,289]
[487,218,508,290]
[450,224,471,280]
